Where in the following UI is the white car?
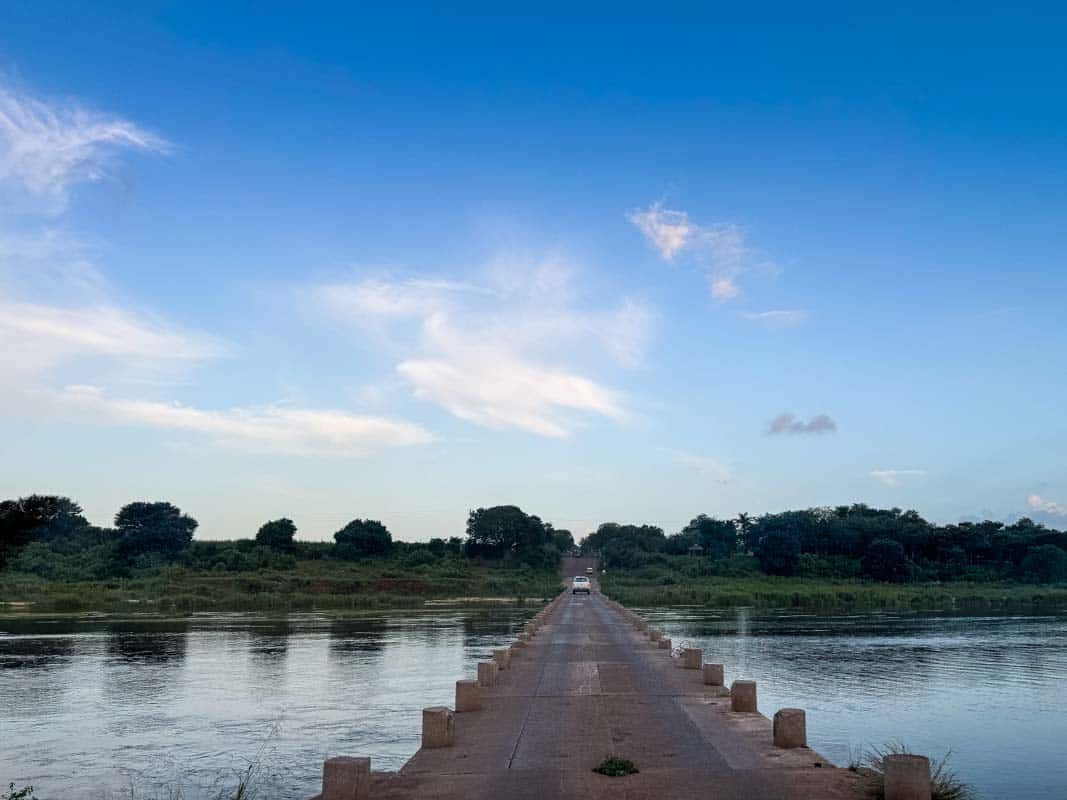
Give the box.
[572,575,591,594]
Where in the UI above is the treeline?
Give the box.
[583,505,1067,584]
[0,496,575,581]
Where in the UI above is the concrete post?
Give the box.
[884,754,932,800]
[421,706,455,748]
[702,663,725,686]
[322,756,370,800]
[683,648,702,669]
[658,637,672,650]
[477,660,498,687]
[650,630,663,642]
[456,679,481,712]
[730,680,757,712]
[773,708,806,748]
[493,648,510,670]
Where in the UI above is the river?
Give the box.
[2,608,1064,799]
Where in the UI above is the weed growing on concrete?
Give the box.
[593,757,639,777]
[3,785,37,800]
[864,742,975,800]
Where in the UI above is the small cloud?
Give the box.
[662,448,732,484]
[742,309,808,326]
[0,82,168,209]
[1028,493,1067,518]
[59,385,431,456]
[626,202,694,260]
[870,469,927,487]
[627,201,773,301]
[767,412,837,435]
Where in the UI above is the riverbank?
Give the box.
[599,570,1067,609]
[0,558,562,614]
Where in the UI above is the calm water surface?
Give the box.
[2,608,1065,799]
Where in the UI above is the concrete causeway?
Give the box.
[314,559,872,799]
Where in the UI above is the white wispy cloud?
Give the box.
[627,201,773,300]
[767,412,837,435]
[59,385,431,455]
[0,297,224,378]
[0,83,168,208]
[742,309,808,326]
[314,259,649,437]
[662,448,733,484]
[1027,493,1067,517]
[870,469,927,487]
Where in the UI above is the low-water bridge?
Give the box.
[311,558,931,800]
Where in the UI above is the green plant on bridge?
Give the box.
[593,756,639,777]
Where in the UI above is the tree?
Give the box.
[861,538,914,582]
[1021,544,1067,584]
[757,529,801,576]
[683,515,738,560]
[256,518,297,551]
[334,519,392,559]
[0,495,88,566]
[552,529,575,553]
[582,523,666,555]
[464,506,548,560]
[115,502,198,559]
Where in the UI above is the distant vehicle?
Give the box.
[572,576,591,594]
[585,566,594,574]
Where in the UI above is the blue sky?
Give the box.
[2,3,1065,540]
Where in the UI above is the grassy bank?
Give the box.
[600,563,1067,610]
[0,557,563,614]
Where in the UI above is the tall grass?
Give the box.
[600,570,1067,610]
[0,558,563,614]
[864,742,975,800]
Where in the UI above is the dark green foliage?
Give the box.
[552,529,576,553]
[115,502,198,560]
[1021,544,1067,583]
[256,518,297,551]
[797,553,862,579]
[862,538,915,583]
[593,757,639,777]
[758,529,801,576]
[0,495,87,566]
[680,514,738,559]
[582,523,666,557]
[334,518,393,559]
[464,505,558,567]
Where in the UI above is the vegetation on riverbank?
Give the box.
[0,496,568,613]
[599,555,1067,609]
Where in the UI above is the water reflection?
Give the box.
[106,621,189,663]
[642,608,1067,799]
[4,608,1062,799]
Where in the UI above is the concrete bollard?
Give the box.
[422,706,455,748]
[772,708,806,748]
[730,680,757,712]
[683,648,702,669]
[477,660,498,687]
[455,679,481,712]
[658,637,672,650]
[322,755,370,800]
[650,630,663,642]
[884,754,932,800]
[493,648,511,670]
[702,663,725,686]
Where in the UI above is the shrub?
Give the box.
[862,539,915,583]
[255,518,297,551]
[1021,544,1067,584]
